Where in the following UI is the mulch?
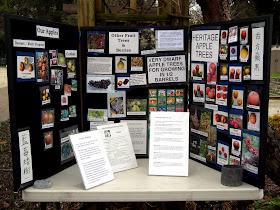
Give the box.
[0,120,279,209]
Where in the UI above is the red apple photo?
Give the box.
[250,113,257,124]
[241,30,246,39]
[222,31,227,39]
[230,119,234,125]
[224,153,227,158]
[211,75,217,83]
[219,150,222,155]
[192,69,196,75]
[221,116,226,124]
[222,94,226,100]
[208,89,215,99]
[217,93,221,98]
[196,65,199,70]
[200,90,203,96]
[206,87,210,95]
[209,63,216,75]
[234,122,238,128]
[39,61,43,68]
[233,140,240,150]
[231,48,235,54]
[217,86,220,91]
[215,114,220,122]
[222,147,225,152]
[222,86,226,92]
[230,68,235,75]
[19,62,24,71]
[248,91,260,106]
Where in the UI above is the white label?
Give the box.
[65,50,77,58]
[36,25,59,39]
[130,74,147,86]
[147,55,186,84]
[191,128,208,137]
[251,27,264,80]
[190,153,206,162]
[19,130,33,185]
[156,29,184,51]
[13,39,45,49]
[205,104,218,111]
[87,57,113,75]
[191,30,220,63]
[109,32,139,54]
[229,128,242,137]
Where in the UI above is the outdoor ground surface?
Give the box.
[0,67,280,209]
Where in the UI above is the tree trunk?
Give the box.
[196,0,231,23]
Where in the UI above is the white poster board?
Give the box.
[109,32,139,54]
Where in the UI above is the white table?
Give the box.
[23,159,263,202]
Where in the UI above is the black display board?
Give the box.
[80,26,188,158]
[189,16,272,189]
[4,15,81,191]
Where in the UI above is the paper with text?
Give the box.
[149,112,189,176]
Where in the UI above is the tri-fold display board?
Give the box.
[5,14,271,192]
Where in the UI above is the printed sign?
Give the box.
[109,32,139,54]
[251,27,264,80]
[36,25,59,39]
[191,30,220,62]
[13,39,45,49]
[147,55,186,84]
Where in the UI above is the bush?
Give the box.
[268,113,280,133]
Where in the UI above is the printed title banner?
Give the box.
[36,25,59,39]
[109,32,139,54]
[147,55,186,84]
[191,30,220,63]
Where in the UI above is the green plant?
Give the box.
[268,112,280,133]
[253,196,280,209]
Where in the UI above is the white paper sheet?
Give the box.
[18,129,33,185]
[120,120,147,155]
[149,112,189,176]
[70,130,114,190]
[87,57,113,75]
[97,123,138,173]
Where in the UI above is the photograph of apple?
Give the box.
[217,141,229,166]
[66,59,76,78]
[232,88,244,110]
[220,30,228,44]
[64,84,71,96]
[43,131,53,150]
[240,27,248,44]
[191,62,204,80]
[41,109,54,129]
[193,83,205,103]
[220,63,228,80]
[229,113,243,137]
[229,46,238,61]
[240,45,250,62]
[219,44,228,60]
[117,76,130,90]
[231,138,241,157]
[247,88,261,109]
[40,86,51,105]
[205,85,215,102]
[207,62,217,84]
[36,51,49,83]
[229,155,240,165]
[247,111,260,132]
[16,52,35,80]
[229,65,242,82]
[57,53,66,67]
[228,26,238,43]
[243,65,251,80]
[213,110,228,131]
[216,84,228,106]
[61,95,68,106]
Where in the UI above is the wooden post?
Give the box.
[181,0,190,27]
[95,0,106,26]
[130,0,137,26]
[77,0,95,28]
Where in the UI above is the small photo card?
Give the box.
[131,57,144,72]
[205,85,216,103]
[66,59,77,79]
[36,50,49,83]
[229,110,243,137]
[217,141,229,166]
[220,63,228,81]
[193,83,205,103]
[219,44,228,60]
[115,56,127,73]
[71,79,77,91]
[43,130,53,150]
[61,95,68,106]
[231,139,241,157]
[108,91,126,118]
[61,109,69,121]
[40,85,51,106]
[16,51,35,81]
[229,64,242,83]
[116,74,130,91]
[57,53,66,67]
[247,111,260,132]
[87,31,106,53]
[69,105,77,117]
[191,62,204,81]
[243,65,251,80]
[41,109,54,129]
[229,46,238,61]
[51,69,63,86]
[49,50,58,66]
[220,30,228,44]
[246,86,261,110]
[64,84,71,96]
[240,26,249,45]
[207,62,217,84]
[139,27,156,55]
[231,86,245,110]
[216,83,228,106]
[127,98,147,116]
[87,74,115,93]
[228,26,238,43]
[240,45,250,62]
[213,110,228,131]
[88,109,108,121]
